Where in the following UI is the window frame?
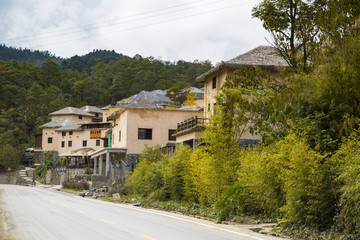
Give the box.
[212,76,217,89]
[48,137,53,144]
[68,141,72,147]
[138,128,152,140]
[82,140,87,147]
[168,129,176,141]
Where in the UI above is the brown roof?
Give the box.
[49,107,94,117]
[196,46,288,82]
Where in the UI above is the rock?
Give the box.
[113,193,120,201]
[79,192,85,197]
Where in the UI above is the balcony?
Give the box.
[176,116,207,134]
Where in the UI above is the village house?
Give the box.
[34,106,109,166]
[89,90,202,181]
[174,46,288,148]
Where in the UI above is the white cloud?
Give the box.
[0,0,271,63]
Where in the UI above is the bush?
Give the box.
[331,134,360,235]
[62,180,89,190]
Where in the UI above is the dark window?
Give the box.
[138,128,152,140]
[168,129,176,141]
[62,132,66,137]
[79,115,83,119]
[48,137,53,144]
[69,131,73,135]
[96,140,100,146]
[68,141,72,147]
[208,103,211,112]
[83,141,87,147]
[212,76,217,89]
[119,131,121,142]
[95,113,99,117]
[61,141,65,147]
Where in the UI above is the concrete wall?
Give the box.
[51,115,92,122]
[42,128,61,152]
[112,108,200,154]
[57,129,104,155]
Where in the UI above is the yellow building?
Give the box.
[175,46,288,147]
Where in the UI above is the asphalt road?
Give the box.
[0,185,285,240]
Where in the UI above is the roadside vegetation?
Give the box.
[109,1,360,239]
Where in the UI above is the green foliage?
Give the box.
[0,144,22,172]
[331,133,360,235]
[252,0,325,71]
[126,145,168,197]
[163,145,192,201]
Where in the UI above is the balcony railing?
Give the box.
[177,116,207,133]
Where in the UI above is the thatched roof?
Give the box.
[196,46,288,82]
[49,107,94,117]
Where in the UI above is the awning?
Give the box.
[59,148,95,157]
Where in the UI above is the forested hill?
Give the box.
[0,44,124,70]
[60,50,124,72]
[0,44,59,65]
[0,47,212,168]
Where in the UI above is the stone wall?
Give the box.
[91,175,108,188]
[0,174,17,184]
[44,168,87,185]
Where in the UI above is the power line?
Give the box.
[2,0,226,44]
[28,0,257,50]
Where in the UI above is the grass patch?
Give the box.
[62,188,84,192]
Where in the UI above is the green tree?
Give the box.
[252,0,326,71]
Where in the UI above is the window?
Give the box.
[61,141,65,147]
[95,113,99,117]
[79,115,83,119]
[138,128,152,140]
[212,76,217,89]
[96,139,100,146]
[69,131,73,135]
[168,129,176,141]
[83,140,87,147]
[62,132,66,137]
[68,141,72,147]
[48,137,53,144]
[119,131,121,142]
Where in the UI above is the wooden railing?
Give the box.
[177,116,207,133]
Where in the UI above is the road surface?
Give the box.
[0,185,286,240]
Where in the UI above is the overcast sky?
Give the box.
[0,0,271,64]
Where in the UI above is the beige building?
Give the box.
[175,46,288,147]
[36,106,108,166]
[90,90,202,180]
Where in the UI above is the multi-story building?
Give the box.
[175,46,288,147]
[90,90,202,180]
[35,106,109,166]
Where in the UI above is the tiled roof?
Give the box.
[196,46,289,82]
[80,105,102,114]
[55,121,91,132]
[49,107,94,117]
[108,90,200,119]
[39,119,76,128]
